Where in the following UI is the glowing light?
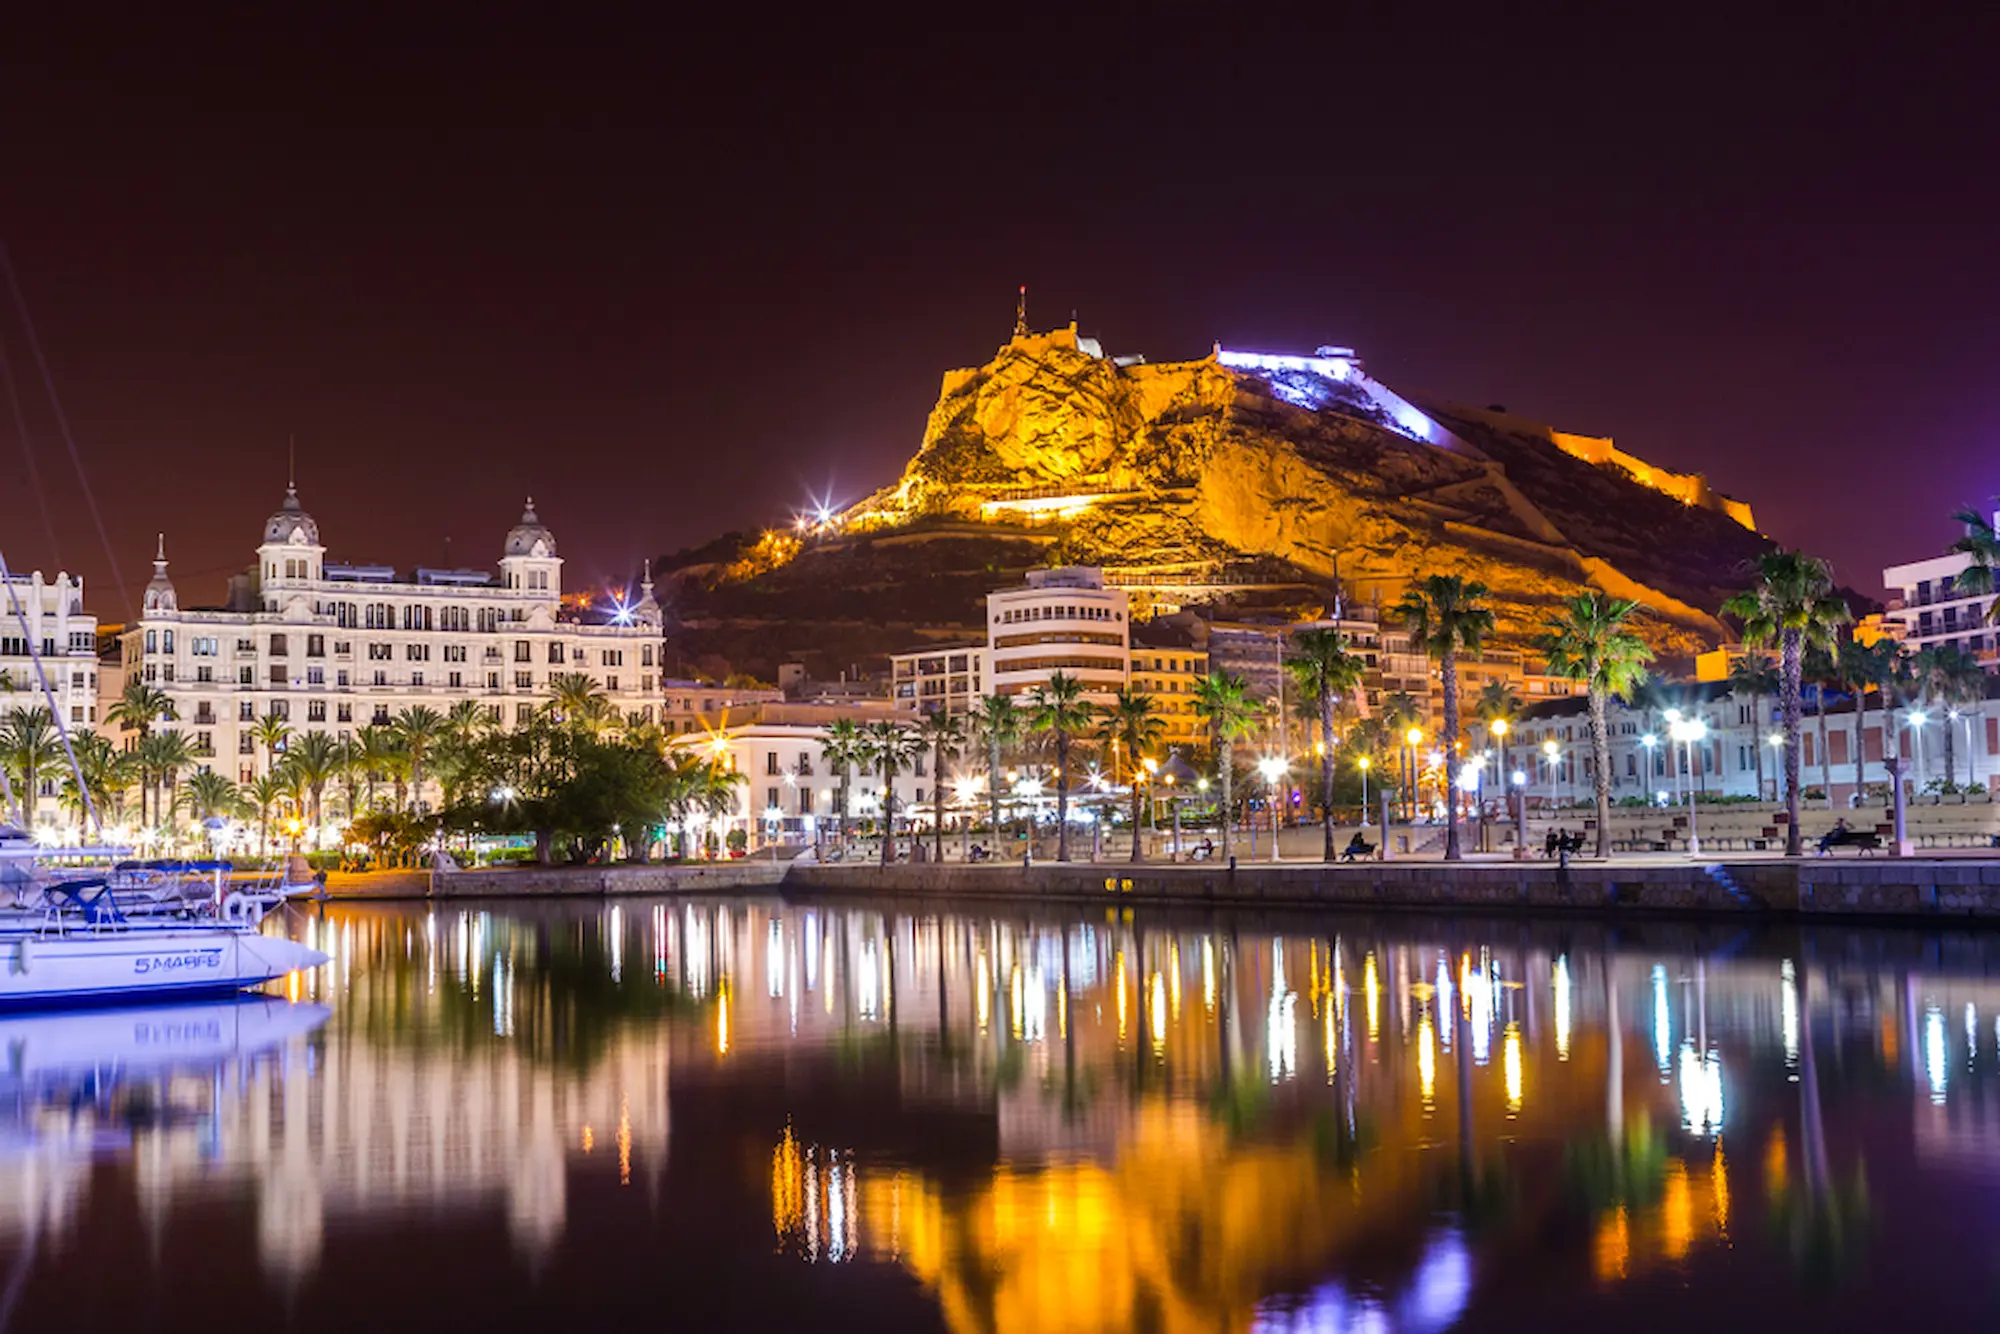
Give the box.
[1202,938,1216,1014]
[1503,1023,1524,1113]
[1150,970,1167,1058]
[1364,952,1380,1042]
[1652,964,1672,1075]
[1417,1010,1437,1110]
[1553,956,1573,1060]
[1678,1042,1724,1136]
[1406,726,1424,747]
[1267,940,1297,1083]
[976,950,991,1032]
[1116,948,1129,1044]
[1779,959,1799,1076]
[717,978,731,1055]
[1926,1004,1948,1103]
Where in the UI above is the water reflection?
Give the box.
[4,901,2000,1330]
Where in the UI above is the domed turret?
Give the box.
[142,534,177,613]
[263,485,320,547]
[504,497,557,559]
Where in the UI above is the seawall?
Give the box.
[784,859,2000,922]
[322,860,788,900]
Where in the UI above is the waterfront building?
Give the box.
[1883,543,1996,664]
[987,567,1129,704]
[0,569,99,733]
[1127,622,1207,750]
[673,719,934,847]
[113,490,661,798]
[889,642,988,718]
[662,678,786,736]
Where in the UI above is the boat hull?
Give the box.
[0,928,327,1008]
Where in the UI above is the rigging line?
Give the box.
[0,547,102,835]
[0,241,131,620]
[0,332,60,564]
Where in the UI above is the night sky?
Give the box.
[3,10,1996,617]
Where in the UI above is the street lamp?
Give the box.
[1668,715,1709,855]
[1512,769,1529,859]
[1405,726,1423,820]
[1357,755,1371,826]
[1256,755,1288,862]
[1907,709,1928,793]
[1542,738,1560,812]
[1489,717,1510,821]
[1765,731,1783,802]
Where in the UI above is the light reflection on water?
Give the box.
[2,899,2000,1331]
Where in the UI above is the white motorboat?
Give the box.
[0,826,328,1007]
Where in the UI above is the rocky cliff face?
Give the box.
[662,326,1769,678]
[845,327,1766,654]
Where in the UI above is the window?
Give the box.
[516,703,533,724]
[548,642,565,665]
[641,644,654,667]
[270,700,289,721]
[239,734,255,754]
[269,634,287,655]
[373,670,388,686]
[444,644,466,663]
[307,634,324,656]
[335,602,357,628]
[195,665,213,683]
[373,706,392,725]
[192,636,218,656]
[514,641,532,663]
[337,703,352,723]
[487,704,502,724]
[440,606,469,632]
[411,671,425,686]
[368,643,392,661]
[797,752,813,777]
[406,643,430,662]
[487,671,500,690]
[336,670,350,687]
[448,671,463,688]
[307,667,325,685]
[606,676,619,691]
[194,703,215,725]
[239,701,256,722]
[268,665,286,684]
[766,751,781,775]
[515,671,533,688]
[308,700,326,722]
[601,649,623,667]
[334,640,351,656]
[238,665,254,685]
[478,608,499,633]
[163,630,174,653]
[402,604,432,631]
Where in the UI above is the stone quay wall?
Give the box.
[323,859,788,901]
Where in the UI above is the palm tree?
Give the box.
[821,718,867,852]
[1540,592,1655,859]
[1950,502,2000,623]
[1727,652,1781,801]
[137,730,197,838]
[915,710,965,864]
[1286,628,1366,861]
[331,736,364,823]
[249,712,293,775]
[1723,551,1851,857]
[1911,643,1985,789]
[245,773,288,856]
[1099,688,1164,863]
[393,704,448,810]
[1391,575,1496,862]
[860,721,921,866]
[443,698,487,743]
[177,769,241,826]
[0,706,64,828]
[1472,679,1525,826]
[1193,672,1257,861]
[105,678,175,739]
[548,672,608,725]
[971,694,1023,849]
[354,725,399,813]
[1028,673,1096,863]
[57,732,119,832]
[1837,640,1894,806]
[287,729,342,842]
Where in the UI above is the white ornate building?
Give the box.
[0,569,99,732]
[112,488,662,793]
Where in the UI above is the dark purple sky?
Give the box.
[2,9,1996,616]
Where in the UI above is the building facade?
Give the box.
[1883,548,1996,664]
[1127,622,1207,750]
[662,679,786,736]
[987,568,1129,704]
[114,490,661,796]
[0,569,99,732]
[889,643,988,718]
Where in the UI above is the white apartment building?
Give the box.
[1883,547,1996,664]
[675,722,939,846]
[987,567,1129,703]
[0,569,99,732]
[114,489,661,791]
[889,642,987,717]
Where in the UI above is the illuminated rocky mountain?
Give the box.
[659,324,1770,679]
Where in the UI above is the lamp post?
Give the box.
[1257,755,1287,862]
[1669,715,1709,855]
[1405,726,1423,821]
[1357,755,1371,827]
[1511,769,1528,859]
[1489,718,1510,820]
[1456,757,1484,853]
[1542,739,1560,814]
[1664,709,1684,805]
[1907,709,1928,798]
[1765,731,1783,802]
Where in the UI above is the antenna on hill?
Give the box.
[1014,285,1027,337]
[287,433,296,491]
